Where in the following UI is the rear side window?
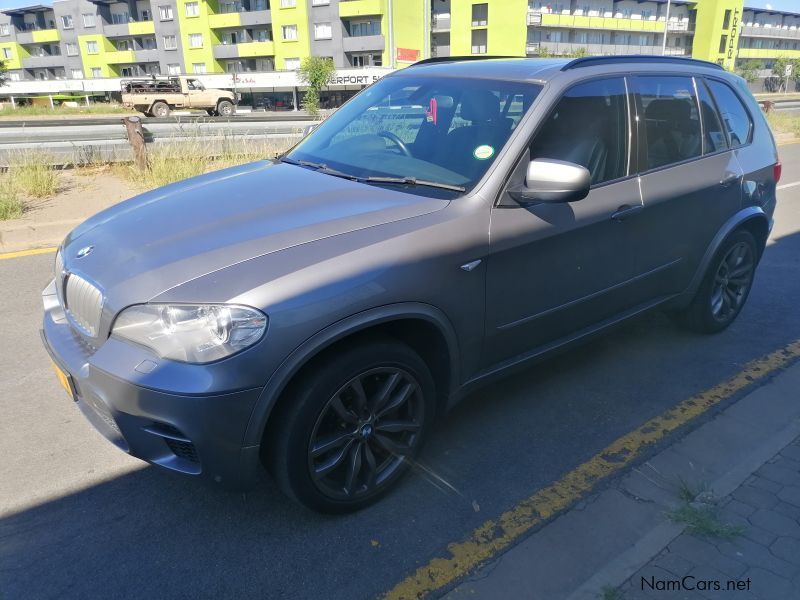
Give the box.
[696,80,728,154]
[638,76,702,170]
[530,77,629,186]
[706,79,753,148]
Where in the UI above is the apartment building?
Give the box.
[2,0,800,98]
[0,0,426,82]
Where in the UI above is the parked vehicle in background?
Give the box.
[43,56,779,514]
[121,76,237,117]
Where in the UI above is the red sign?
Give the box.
[396,47,420,62]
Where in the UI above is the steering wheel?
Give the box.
[377,131,412,157]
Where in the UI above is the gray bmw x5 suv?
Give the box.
[42,56,779,512]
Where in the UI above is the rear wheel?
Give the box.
[206,108,217,117]
[673,230,758,333]
[150,101,170,118]
[217,100,235,117]
[266,339,435,513]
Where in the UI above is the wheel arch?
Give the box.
[680,206,770,303]
[148,99,170,113]
[242,303,461,450]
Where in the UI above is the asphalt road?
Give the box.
[2,145,800,600]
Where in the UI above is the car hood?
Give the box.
[61,160,448,310]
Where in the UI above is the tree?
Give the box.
[736,60,761,84]
[771,56,799,93]
[298,56,335,117]
[0,59,7,87]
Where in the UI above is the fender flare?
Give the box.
[241,302,461,449]
[680,205,770,302]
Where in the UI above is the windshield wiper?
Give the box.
[280,157,465,192]
[279,157,360,181]
[362,176,466,193]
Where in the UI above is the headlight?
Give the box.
[112,304,267,364]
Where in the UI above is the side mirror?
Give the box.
[508,158,591,205]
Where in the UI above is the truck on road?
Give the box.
[121,76,237,117]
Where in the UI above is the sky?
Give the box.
[0,0,797,13]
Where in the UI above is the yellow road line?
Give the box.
[384,339,800,600]
[0,247,57,261]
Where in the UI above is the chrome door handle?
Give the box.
[720,173,740,187]
[611,204,644,222]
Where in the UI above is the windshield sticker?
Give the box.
[473,145,494,160]
[425,97,438,125]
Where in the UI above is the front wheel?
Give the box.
[673,230,758,333]
[266,339,435,513]
[217,100,234,117]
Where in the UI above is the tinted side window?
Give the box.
[706,79,753,148]
[638,76,701,170]
[697,79,728,154]
[530,77,629,186]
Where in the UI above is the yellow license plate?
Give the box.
[51,362,73,399]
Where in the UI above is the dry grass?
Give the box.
[0,176,25,220]
[115,133,300,190]
[0,102,134,118]
[766,111,800,137]
[9,151,59,198]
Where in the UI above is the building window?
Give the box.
[142,37,157,49]
[189,33,203,48]
[65,42,78,56]
[471,3,488,26]
[82,13,96,27]
[111,12,129,24]
[167,63,180,74]
[284,57,300,69]
[0,24,9,36]
[723,9,732,30]
[719,34,727,53]
[117,39,132,51]
[2,47,11,59]
[86,40,99,54]
[350,20,380,37]
[312,0,330,5]
[192,62,206,73]
[61,15,74,29]
[91,67,102,78]
[253,0,267,9]
[282,24,298,40]
[8,71,21,81]
[352,53,381,67]
[280,0,296,7]
[471,28,487,54]
[71,68,83,79]
[163,34,177,49]
[159,5,174,20]
[314,22,332,40]
[185,2,200,17]
[254,29,270,42]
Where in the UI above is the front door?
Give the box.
[485,76,649,367]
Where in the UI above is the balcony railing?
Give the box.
[740,25,800,40]
[527,41,685,56]
[342,33,384,52]
[527,11,692,33]
[432,13,450,31]
[431,44,450,57]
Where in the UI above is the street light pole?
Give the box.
[662,0,672,55]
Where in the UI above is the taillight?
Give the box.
[774,161,782,184]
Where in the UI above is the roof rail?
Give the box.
[562,55,724,71]
[412,55,522,67]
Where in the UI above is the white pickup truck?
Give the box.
[121,76,237,117]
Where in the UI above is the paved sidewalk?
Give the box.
[445,361,800,600]
[621,439,800,599]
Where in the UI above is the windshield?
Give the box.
[286,75,542,195]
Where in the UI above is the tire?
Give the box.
[206,108,217,117]
[151,101,170,118]
[217,99,234,117]
[673,230,758,334]
[266,339,436,513]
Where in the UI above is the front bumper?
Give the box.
[41,284,264,490]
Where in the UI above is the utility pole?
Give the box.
[661,0,672,55]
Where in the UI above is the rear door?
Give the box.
[633,74,743,296]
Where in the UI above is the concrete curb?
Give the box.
[0,218,80,253]
[444,362,800,600]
